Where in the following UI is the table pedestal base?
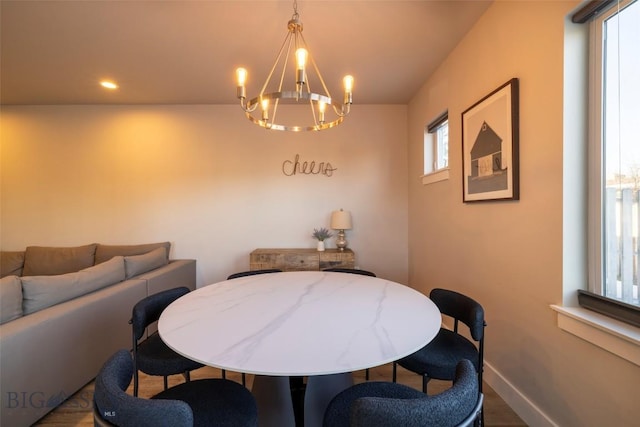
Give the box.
[252,373,353,427]
[304,373,353,427]
[252,376,296,427]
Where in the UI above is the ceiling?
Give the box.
[0,1,492,106]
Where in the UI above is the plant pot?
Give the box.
[317,241,325,251]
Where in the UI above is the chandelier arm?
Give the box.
[270,32,295,127]
[257,31,293,100]
[331,102,351,117]
[309,97,319,127]
[240,97,259,113]
[294,32,323,127]
[298,31,334,100]
[271,97,280,128]
[277,34,293,94]
[293,34,320,126]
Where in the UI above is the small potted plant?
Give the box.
[312,227,333,251]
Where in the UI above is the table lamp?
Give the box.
[330,209,352,251]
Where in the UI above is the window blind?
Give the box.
[426,111,448,133]
[571,0,616,23]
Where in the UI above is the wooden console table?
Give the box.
[250,248,355,272]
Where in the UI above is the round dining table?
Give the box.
[158,271,441,427]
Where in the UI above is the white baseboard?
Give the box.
[484,360,558,427]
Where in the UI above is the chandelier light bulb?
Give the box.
[343,75,354,93]
[295,48,308,70]
[318,101,326,123]
[261,98,270,121]
[236,68,248,100]
[236,68,248,87]
[295,48,308,90]
[343,75,354,104]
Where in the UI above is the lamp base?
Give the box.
[335,230,348,251]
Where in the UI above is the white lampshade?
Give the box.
[330,209,352,230]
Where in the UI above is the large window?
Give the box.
[587,0,640,322]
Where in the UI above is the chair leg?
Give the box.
[392,362,397,383]
[478,366,484,426]
[422,375,430,394]
[365,369,369,381]
[473,412,482,427]
[163,375,168,391]
[222,369,226,379]
[133,370,139,397]
[242,373,246,386]
[184,371,191,382]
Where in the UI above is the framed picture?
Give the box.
[462,78,519,202]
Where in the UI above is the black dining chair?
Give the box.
[393,288,486,425]
[324,359,482,427]
[94,349,258,427]
[130,287,204,397]
[227,268,282,280]
[323,267,376,277]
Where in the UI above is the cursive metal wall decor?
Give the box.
[282,154,336,177]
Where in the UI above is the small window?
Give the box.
[424,111,449,176]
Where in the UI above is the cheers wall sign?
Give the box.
[282,154,337,177]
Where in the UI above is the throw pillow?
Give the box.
[22,256,125,315]
[0,275,23,324]
[22,244,98,276]
[95,242,171,264]
[1,251,25,278]
[124,247,168,279]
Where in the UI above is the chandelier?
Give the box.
[235,0,354,132]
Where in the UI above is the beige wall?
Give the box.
[408,1,639,426]
[1,104,409,284]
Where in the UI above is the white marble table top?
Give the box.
[158,271,441,377]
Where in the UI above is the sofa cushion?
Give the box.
[1,251,25,278]
[95,242,171,265]
[124,247,168,279]
[22,256,126,315]
[0,275,23,324]
[22,244,98,276]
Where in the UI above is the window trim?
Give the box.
[584,0,639,325]
[421,168,450,185]
[551,304,640,366]
[578,290,640,327]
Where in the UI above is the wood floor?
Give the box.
[35,363,527,426]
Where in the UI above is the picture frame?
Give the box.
[462,78,519,202]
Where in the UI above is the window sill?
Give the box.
[550,305,640,366]
[421,168,449,185]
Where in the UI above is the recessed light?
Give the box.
[100,80,118,90]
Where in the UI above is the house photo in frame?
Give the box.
[462,78,519,202]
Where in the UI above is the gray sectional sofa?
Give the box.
[0,242,196,426]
